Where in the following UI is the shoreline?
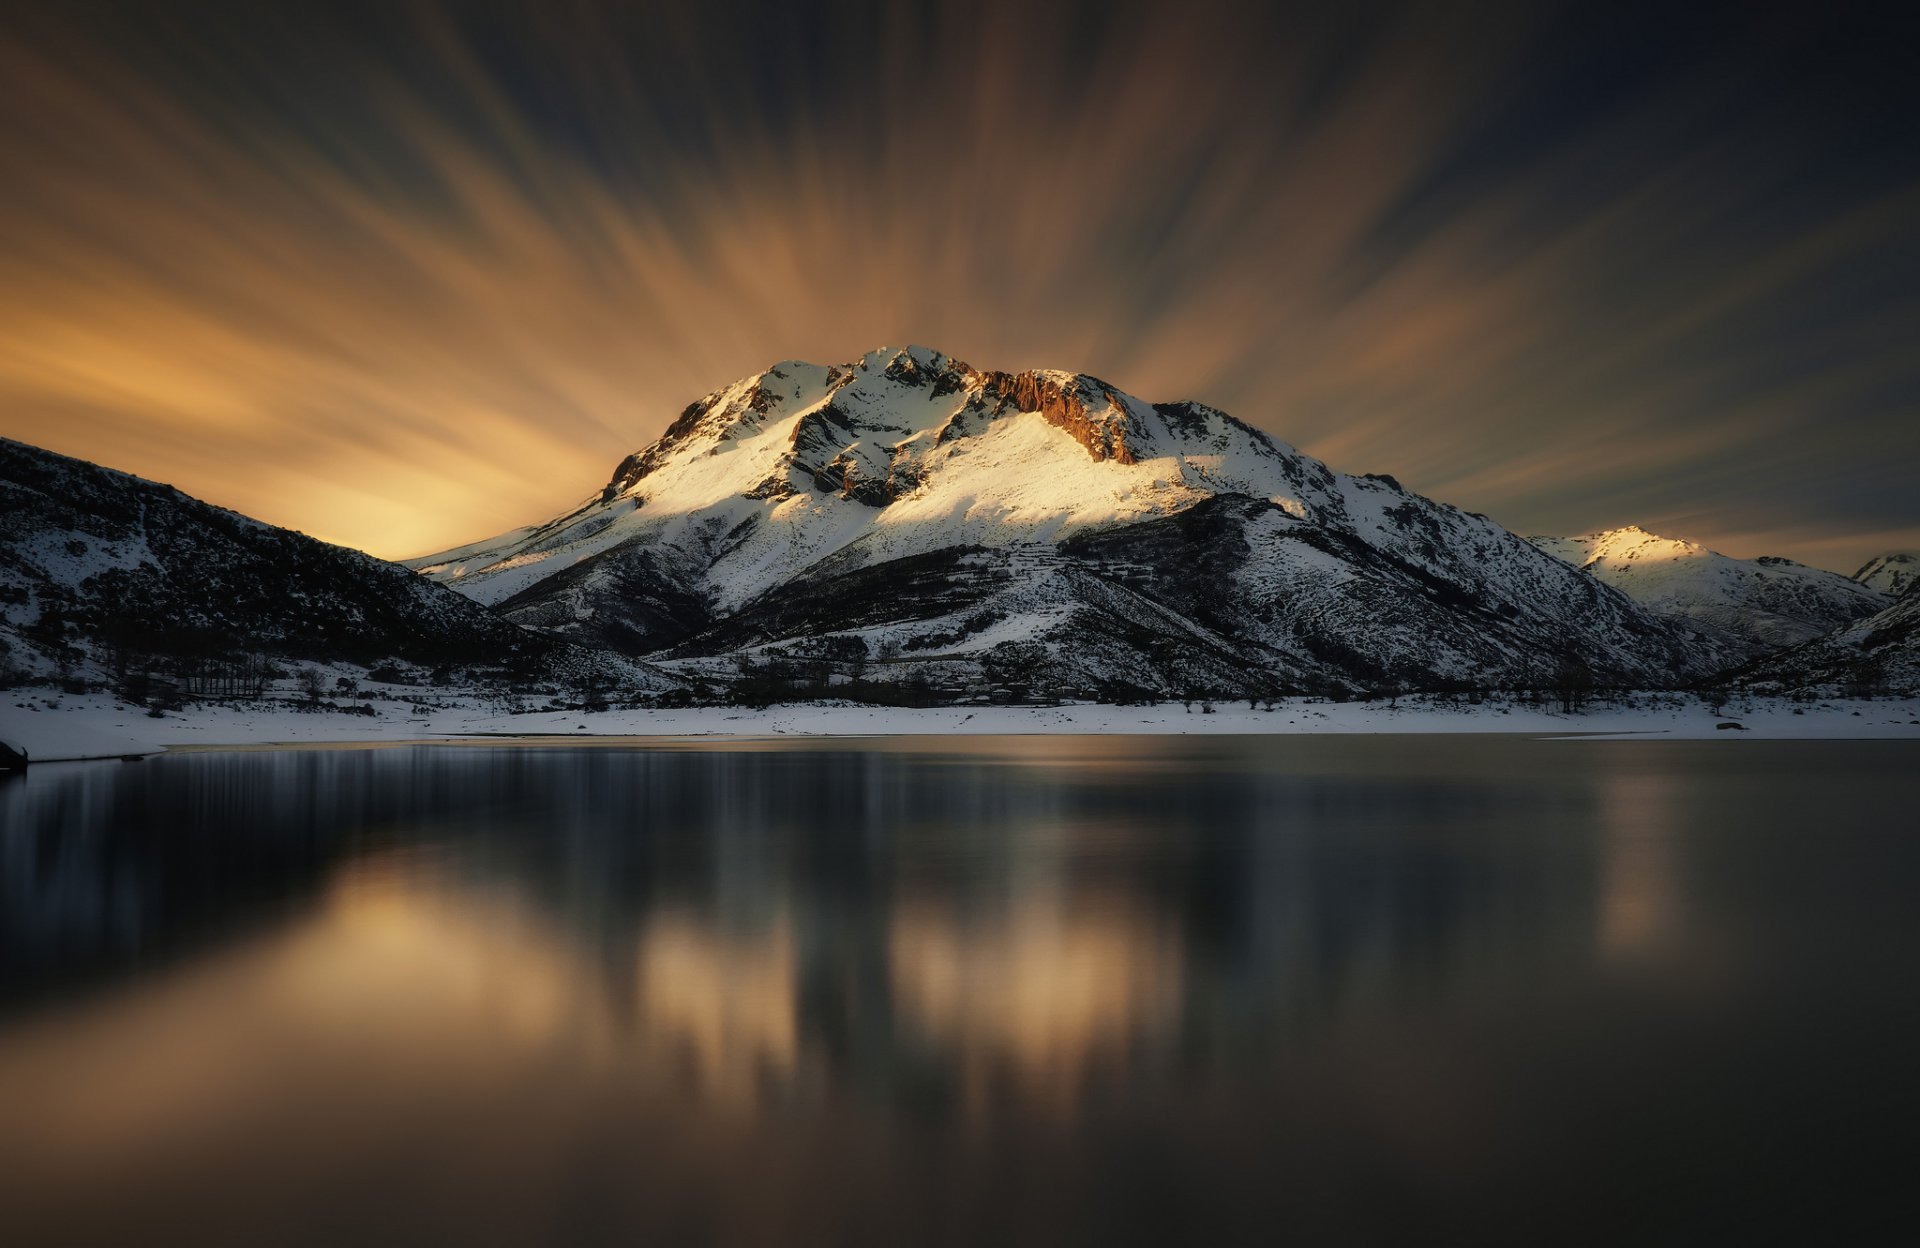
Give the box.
[5,692,1919,763]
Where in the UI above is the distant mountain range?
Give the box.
[4,346,1914,701]
[1527,526,1885,656]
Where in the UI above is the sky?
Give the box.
[0,0,1914,571]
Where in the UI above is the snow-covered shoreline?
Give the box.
[4,691,1918,763]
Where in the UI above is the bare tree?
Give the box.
[1554,661,1595,714]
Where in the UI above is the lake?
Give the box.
[2,736,1916,1244]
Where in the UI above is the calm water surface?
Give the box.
[1,736,1916,1245]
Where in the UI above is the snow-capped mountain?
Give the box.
[413,346,1723,695]
[0,438,662,693]
[1528,526,1887,657]
[1852,552,1917,598]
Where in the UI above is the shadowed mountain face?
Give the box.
[0,439,667,692]
[414,347,1724,694]
[1740,580,1920,696]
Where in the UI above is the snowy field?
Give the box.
[4,690,1918,762]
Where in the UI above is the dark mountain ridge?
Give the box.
[0,438,665,696]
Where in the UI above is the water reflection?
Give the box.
[1596,768,1685,962]
[890,890,1185,1119]
[1,738,1917,1244]
[635,905,803,1107]
[0,742,1602,1075]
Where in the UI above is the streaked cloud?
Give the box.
[0,0,1912,567]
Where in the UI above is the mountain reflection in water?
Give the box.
[1,737,1916,1245]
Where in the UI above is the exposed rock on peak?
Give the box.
[977,370,1144,465]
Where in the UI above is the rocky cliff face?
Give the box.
[410,346,1727,695]
[977,370,1144,465]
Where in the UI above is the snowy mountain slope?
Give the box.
[414,347,1725,693]
[657,497,1707,698]
[657,541,1277,699]
[0,438,670,692]
[1529,526,1886,656]
[1739,581,1920,695]
[1062,496,1706,689]
[1852,552,1917,598]
[414,349,1332,613]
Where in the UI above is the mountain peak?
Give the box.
[1580,524,1699,552]
[1852,551,1917,597]
[1528,525,1704,572]
[403,348,1737,695]
[853,344,954,374]
[593,348,1250,510]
